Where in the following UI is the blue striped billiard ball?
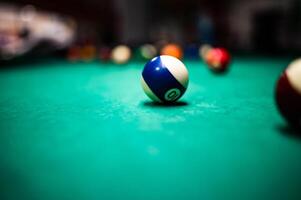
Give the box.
[141,55,189,103]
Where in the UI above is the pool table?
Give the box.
[0,56,301,200]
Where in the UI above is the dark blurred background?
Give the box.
[1,0,301,59]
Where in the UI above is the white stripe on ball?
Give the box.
[160,55,189,88]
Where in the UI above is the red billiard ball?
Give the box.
[67,45,81,62]
[275,59,301,128]
[205,48,231,73]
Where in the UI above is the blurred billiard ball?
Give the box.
[205,48,231,73]
[199,44,213,61]
[161,43,183,60]
[139,44,157,60]
[67,45,81,62]
[141,55,189,103]
[80,44,96,61]
[275,58,301,128]
[111,45,131,64]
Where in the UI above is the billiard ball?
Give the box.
[141,55,189,103]
[275,58,301,128]
[199,44,213,61]
[161,44,183,60]
[67,45,80,62]
[81,44,96,61]
[139,44,157,60]
[111,45,131,64]
[205,48,231,73]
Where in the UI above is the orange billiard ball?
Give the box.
[160,44,183,60]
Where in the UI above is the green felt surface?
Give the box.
[0,57,301,200]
